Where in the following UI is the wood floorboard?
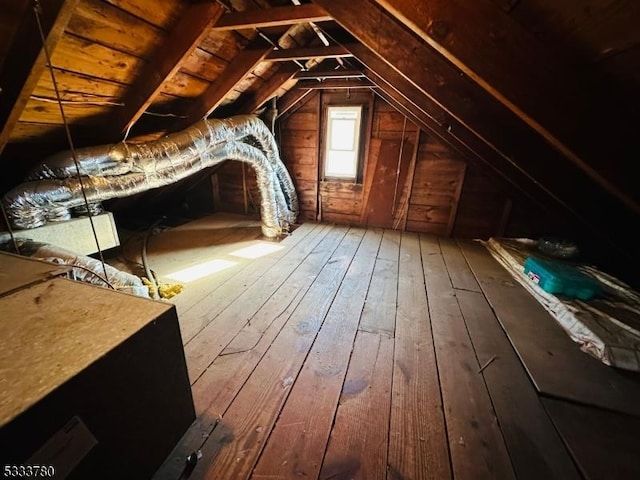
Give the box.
[447,241,580,480]
[320,331,395,479]
[421,235,515,480]
[178,221,321,344]
[184,223,332,382]
[188,228,365,479]
[459,239,640,417]
[150,219,633,480]
[320,229,400,479]
[439,238,481,293]
[388,232,450,480]
[251,228,382,478]
[154,224,348,480]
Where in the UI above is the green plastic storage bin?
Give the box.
[523,256,600,300]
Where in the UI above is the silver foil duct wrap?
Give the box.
[4,115,298,237]
[6,239,150,298]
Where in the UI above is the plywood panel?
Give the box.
[460,240,640,417]
[543,397,640,480]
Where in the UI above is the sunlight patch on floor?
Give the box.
[228,242,284,260]
[165,258,237,283]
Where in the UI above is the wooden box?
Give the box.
[0,275,195,479]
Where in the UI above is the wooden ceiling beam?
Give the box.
[264,45,353,62]
[174,37,274,130]
[374,0,637,211]
[314,0,638,259]
[296,78,374,89]
[0,0,80,155]
[294,69,364,79]
[213,4,331,31]
[107,1,225,140]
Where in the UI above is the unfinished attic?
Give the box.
[1,0,640,478]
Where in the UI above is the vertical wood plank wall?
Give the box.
[214,89,551,240]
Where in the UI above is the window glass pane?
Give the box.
[326,150,357,177]
[324,105,363,179]
[330,119,356,150]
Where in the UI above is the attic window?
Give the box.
[324,105,363,180]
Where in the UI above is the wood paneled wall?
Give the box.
[214,89,554,240]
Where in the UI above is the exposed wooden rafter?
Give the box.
[374,0,637,211]
[106,1,225,140]
[174,37,274,129]
[237,63,301,114]
[264,45,353,62]
[367,80,541,214]
[213,4,331,31]
[0,0,80,155]
[276,88,315,119]
[354,45,535,200]
[313,0,638,259]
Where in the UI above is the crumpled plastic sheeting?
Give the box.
[9,239,150,298]
[4,116,298,237]
[484,237,640,371]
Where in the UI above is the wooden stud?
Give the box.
[446,162,466,236]
[399,128,421,231]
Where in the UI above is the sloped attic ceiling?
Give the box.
[0,0,638,265]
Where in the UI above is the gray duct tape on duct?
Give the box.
[3,116,298,238]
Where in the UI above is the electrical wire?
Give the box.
[141,217,165,299]
[68,264,116,290]
[33,0,110,284]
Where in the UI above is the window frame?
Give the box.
[320,101,371,184]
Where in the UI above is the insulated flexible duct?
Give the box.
[3,116,298,237]
[4,239,150,298]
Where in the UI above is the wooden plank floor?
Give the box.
[146,215,638,480]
